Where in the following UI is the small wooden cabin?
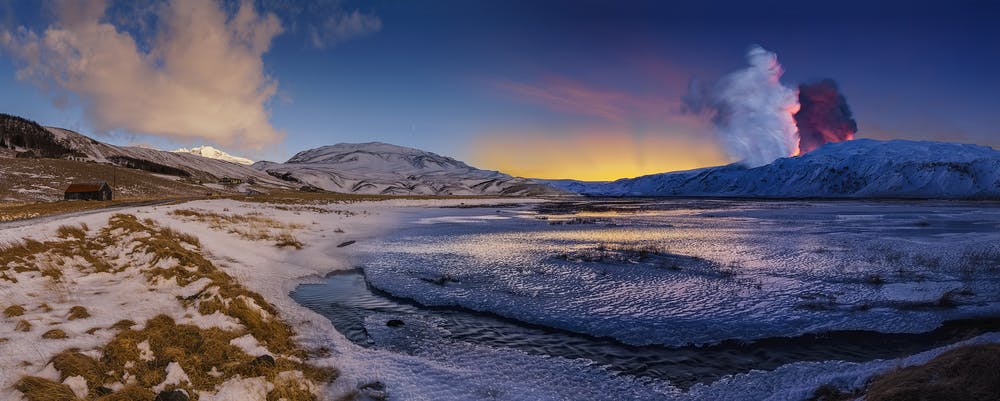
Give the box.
[64,182,113,201]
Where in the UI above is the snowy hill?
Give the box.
[173,145,253,165]
[0,113,286,187]
[544,139,1000,199]
[256,142,565,196]
[42,127,284,185]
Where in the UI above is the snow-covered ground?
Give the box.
[1,197,998,400]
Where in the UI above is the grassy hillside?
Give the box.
[0,157,214,203]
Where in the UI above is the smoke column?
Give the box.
[685,45,800,167]
[794,79,858,153]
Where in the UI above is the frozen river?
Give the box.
[292,199,1000,399]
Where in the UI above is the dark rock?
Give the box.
[419,275,459,286]
[248,354,276,369]
[386,319,405,328]
[154,389,189,401]
[360,381,389,400]
[337,240,356,248]
[360,381,385,391]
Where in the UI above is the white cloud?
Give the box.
[1,0,285,150]
[310,9,382,49]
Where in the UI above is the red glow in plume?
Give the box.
[793,79,858,154]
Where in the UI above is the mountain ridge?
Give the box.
[255,142,565,196]
[542,139,1000,199]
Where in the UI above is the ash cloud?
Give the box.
[794,79,858,153]
[684,45,800,167]
[0,0,285,150]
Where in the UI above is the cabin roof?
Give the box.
[65,182,109,193]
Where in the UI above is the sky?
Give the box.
[1,0,999,180]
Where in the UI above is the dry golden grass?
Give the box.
[52,351,105,392]
[7,213,337,399]
[809,343,1000,401]
[15,319,31,332]
[68,306,90,320]
[4,304,26,317]
[864,343,1000,401]
[110,319,135,330]
[170,208,304,248]
[0,228,113,280]
[14,376,77,401]
[94,385,155,401]
[41,329,68,339]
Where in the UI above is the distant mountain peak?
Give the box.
[173,145,253,165]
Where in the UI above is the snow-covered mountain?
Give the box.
[173,145,253,165]
[543,139,1000,199]
[255,142,565,196]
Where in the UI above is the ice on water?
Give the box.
[362,201,1000,346]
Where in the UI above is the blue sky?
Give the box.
[1,0,998,179]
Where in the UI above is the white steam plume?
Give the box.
[685,45,800,167]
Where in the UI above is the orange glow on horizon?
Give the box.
[471,131,731,181]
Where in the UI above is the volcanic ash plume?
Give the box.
[794,79,858,153]
[685,45,800,167]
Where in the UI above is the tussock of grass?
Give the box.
[111,319,135,330]
[94,385,155,401]
[41,329,68,339]
[52,350,105,394]
[14,376,77,401]
[15,319,31,332]
[275,232,304,249]
[68,305,90,320]
[4,304,26,317]
[56,224,87,240]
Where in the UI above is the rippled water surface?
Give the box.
[292,199,1000,388]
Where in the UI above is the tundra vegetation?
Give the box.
[1,215,336,400]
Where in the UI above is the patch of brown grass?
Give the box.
[14,376,77,401]
[4,304,26,317]
[94,385,155,401]
[41,329,67,339]
[275,232,304,249]
[68,306,90,320]
[864,343,1000,401]
[169,208,303,248]
[111,319,135,330]
[56,224,86,240]
[15,319,31,332]
[52,350,106,394]
[8,214,336,399]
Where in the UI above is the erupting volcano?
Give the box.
[686,45,859,166]
[794,79,858,154]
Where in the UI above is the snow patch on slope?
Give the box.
[174,145,254,165]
